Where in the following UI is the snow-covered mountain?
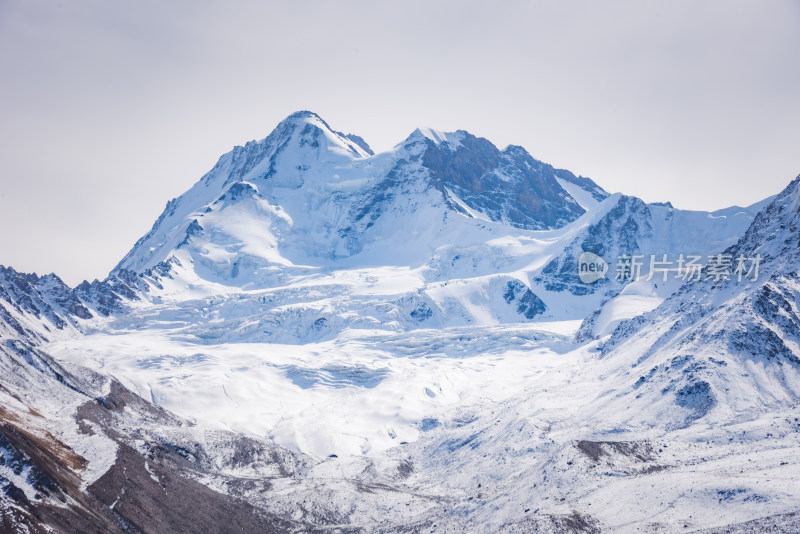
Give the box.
[90,111,760,345]
[3,111,798,532]
[114,111,589,282]
[594,176,800,430]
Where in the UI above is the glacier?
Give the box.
[1,111,798,532]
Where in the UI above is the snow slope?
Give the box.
[7,111,799,532]
[41,112,768,451]
[595,176,800,431]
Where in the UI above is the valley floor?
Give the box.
[44,315,800,532]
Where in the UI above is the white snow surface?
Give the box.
[31,113,800,530]
[46,110,767,455]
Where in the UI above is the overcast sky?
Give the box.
[1,0,799,285]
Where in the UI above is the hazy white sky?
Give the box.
[1,0,799,285]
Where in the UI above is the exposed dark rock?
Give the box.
[500,511,601,533]
[537,195,650,295]
[88,443,296,534]
[419,133,586,230]
[410,302,433,322]
[503,280,546,319]
[576,440,657,463]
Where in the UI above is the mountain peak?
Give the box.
[267,110,372,159]
[285,109,321,120]
[404,127,466,148]
[277,110,327,131]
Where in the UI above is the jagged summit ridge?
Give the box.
[113,111,607,279]
[267,110,374,159]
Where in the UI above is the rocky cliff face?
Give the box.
[417,131,585,230]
